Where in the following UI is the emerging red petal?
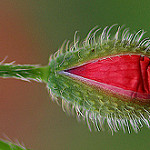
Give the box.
[65,55,150,104]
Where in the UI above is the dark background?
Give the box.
[0,1,150,150]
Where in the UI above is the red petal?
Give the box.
[66,55,150,102]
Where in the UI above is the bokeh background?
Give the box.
[0,1,150,150]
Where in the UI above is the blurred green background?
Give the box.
[0,0,150,150]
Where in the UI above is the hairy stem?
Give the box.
[0,139,30,150]
[0,64,50,83]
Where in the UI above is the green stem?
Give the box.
[0,139,30,150]
[0,64,50,83]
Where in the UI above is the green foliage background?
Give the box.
[0,1,150,150]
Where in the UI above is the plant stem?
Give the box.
[0,64,50,83]
[0,139,30,150]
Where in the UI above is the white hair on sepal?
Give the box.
[85,26,98,46]
[106,24,118,40]
[92,28,101,45]
[73,31,80,50]
[49,24,150,64]
[136,30,146,43]
[100,26,108,45]
[65,40,70,52]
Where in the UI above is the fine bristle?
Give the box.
[49,24,150,63]
[0,137,28,150]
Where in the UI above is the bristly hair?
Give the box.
[47,25,150,134]
[0,137,29,150]
[49,24,150,63]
